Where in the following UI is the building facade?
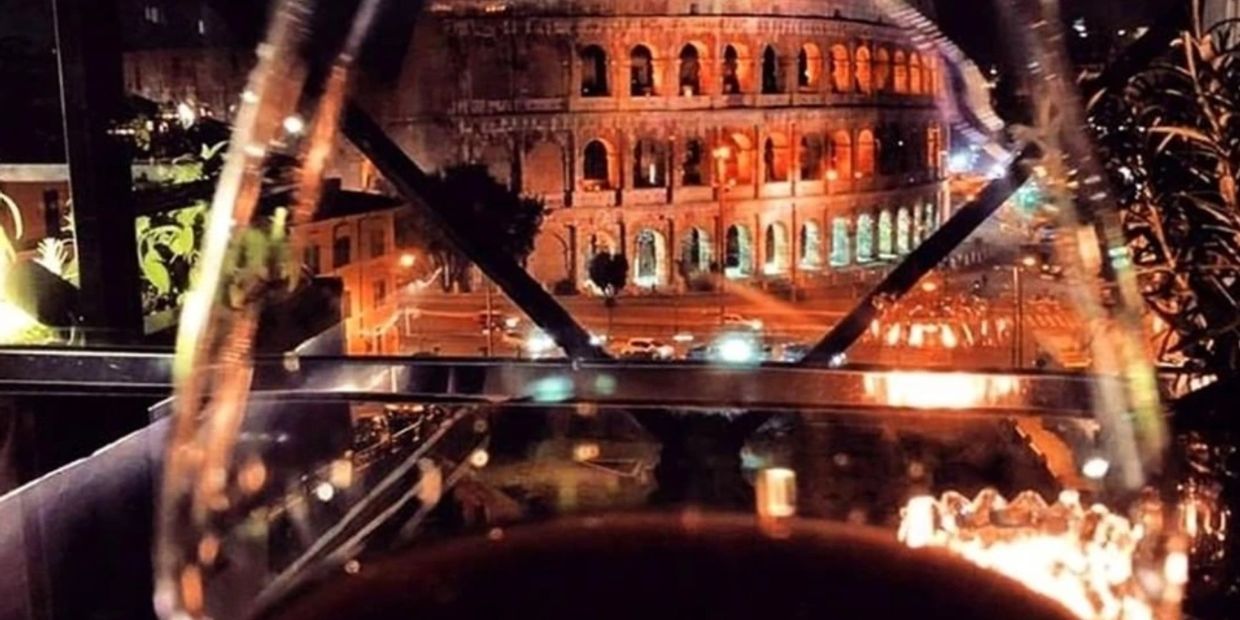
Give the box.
[386,0,951,292]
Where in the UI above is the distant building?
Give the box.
[389,0,952,292]
[117,0,953,293]
[295,188,417,353]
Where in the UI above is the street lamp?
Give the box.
[399,253,416,269]
[1012,254,1038,368]
[713,145,733,322]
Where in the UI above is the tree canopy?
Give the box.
[396,164,546,292]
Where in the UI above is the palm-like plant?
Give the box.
[1089,14,1240,373]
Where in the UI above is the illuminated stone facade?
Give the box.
[387,0,951,291]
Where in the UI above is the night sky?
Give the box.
[0,0,1183,162]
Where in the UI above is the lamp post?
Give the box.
[1012,254,1037,367]
[713,145,732,322]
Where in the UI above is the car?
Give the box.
[721,313,763,331]
[477,310,520,331]
[619,338,674,360]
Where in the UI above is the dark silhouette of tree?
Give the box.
[397,164,545,292]
[588,251,628,305]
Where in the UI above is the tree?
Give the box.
[1088,16,1240,373]
[588,251,628,306]
[399,164,546,292]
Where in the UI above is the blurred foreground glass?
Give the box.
[150,1,1209,619]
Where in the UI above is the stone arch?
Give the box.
[521,41,566,98]
[896,206,912,254]
[761,44,781,94]
[854,44,873,94]
[764,222,791,275]
[630,44,657,96]
[680,227,712,275]
[830,44,851,93]
[798,43,823,90]
[579,44,609,97]
[894,50,908,93]
[878,209,895,258]
[681,137,708,186]
[678,42,706,96]
[856,129,877,178]
[724,224,754,278]
[799,220,823,269]
[529,231,572,286]
[913,203,926,242]
[721,43,751,94]
[633,228,669,287]
[856,212,875,263]
[721,129,756,185]
[523,140,564,196]
[909,52,923,95]
[582,139,615,190]
[830,216,852,267]
[830,130,853,181]
[875,47,891,92]
[763,132,791,182]
[799,133,825,181]
[478,141,514,189]
[632,137,669,188]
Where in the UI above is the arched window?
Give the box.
[830,44,851,93]
[854,45,872,94]
[912,203,925,243]
[761,45,780,94]
[875,47,891,92]
[763,135,789,182]
[722,44,742,94]
[580,45,608,97]
[725,225,754,278]
[830,217,852,267]
[799,135,824,181]
[764,223,790,275]
[679,44,702,96]
[856,130,876,178]
[909,53,923,95]
[830,130,853,181]
[798,44,823,90]
[633,138,668,188]
[583,140,612,190]
[896,207,912,254]
[924,55,938,96]
[634,229,667,287]
[856,213,875,262]
[894,50,908,93]
[681,228,712,274]
[682,138,706,186]
[799,221,823,268]
[630,45,655,96]
[878,209,895,258]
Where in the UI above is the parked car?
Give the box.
[477,310,520,332]
[619,338,675,360]
[721,313,763,331]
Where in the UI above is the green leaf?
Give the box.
[142,251,172,295]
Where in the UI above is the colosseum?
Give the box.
[385,0,950,293]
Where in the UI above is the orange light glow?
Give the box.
[399,253,416,268]
[863,371,1018,409]
[898,490,1168,620]
[755,468,797,519]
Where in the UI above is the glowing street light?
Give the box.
[398,253,417,269]
[283,114,306,135]
[1081,456,1110,480]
